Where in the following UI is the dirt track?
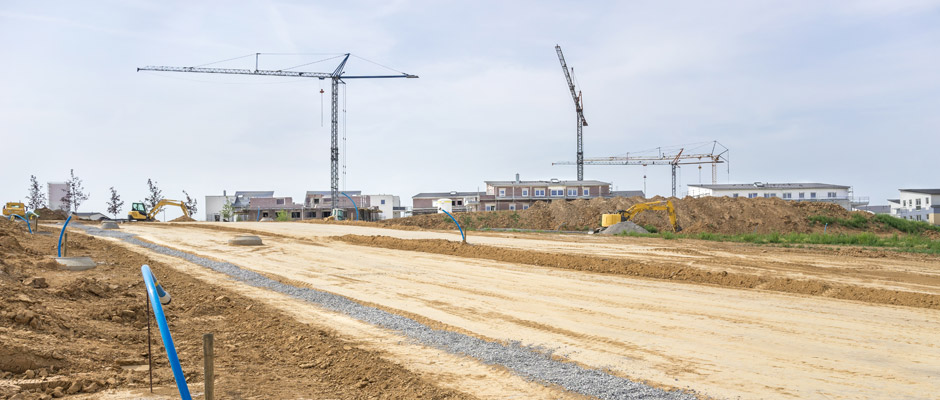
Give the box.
[106,221,940,399]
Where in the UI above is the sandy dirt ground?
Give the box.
[112,222,940,400]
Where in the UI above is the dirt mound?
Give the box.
[170,215,196,222]
[383,197,868,234]
[32,207,69,220]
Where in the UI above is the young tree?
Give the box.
[145,179,163,210]
[26,175,47,210]
[106,187,125,218]
[220,198,234,222]
[182,190,198,217]
[63,169,89,213]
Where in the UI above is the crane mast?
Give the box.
[138,53,417,213]
[555,45,587,181]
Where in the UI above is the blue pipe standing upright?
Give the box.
[141,265,191,400]
[57,214,73,257]
[440,208,466,243]
[341,192,359,221]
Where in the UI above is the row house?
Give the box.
[480,178,611,211]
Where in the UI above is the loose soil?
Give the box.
[30,208,68,221]
[380,196,876,234]
[169,216,196,223]
[0,218,473,399]
[333,234,940,310]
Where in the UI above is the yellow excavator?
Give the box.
[128,200,189,221]
[601,200,683,232]
[3,202,26,218]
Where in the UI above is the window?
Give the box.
[748,193,757,198]
[783,193,792,199]
[456,200,463,206]
[550,189,564,197]
[567,188,577,196]
[276,199,285,205]
[927,197,931,205]
[291,212,300,218]
[916,199,922,205]
[523,205,529,210]
[535,189,545,197]
[214,215,220,221]
[509,204,516,210]
[810,192,817,199]
[828,192,837,198]
[583,188,590,196]
[485,205,495,211]
[522,189,528,197]
[262,212,269,218]
[799,192,805,199]
[381,199,386,205]
[499,188,506,197]
[732,193,739,198]
[313,198,320,204]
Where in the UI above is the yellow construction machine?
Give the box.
[127,200,189,221]
[3,202,26,218]
[601,200,683,232]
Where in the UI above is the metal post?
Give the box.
[671,164,677,198]
[203,333,214,400]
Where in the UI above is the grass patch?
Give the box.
[618,230,940,254]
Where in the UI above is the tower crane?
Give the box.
[138,53,417,212]
[553,141,729,197]
[555,45,588,181]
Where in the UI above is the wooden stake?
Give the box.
[204,333,214,400]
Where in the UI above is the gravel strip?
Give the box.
[79,225,699,400]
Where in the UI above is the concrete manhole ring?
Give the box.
[229,235,263,246]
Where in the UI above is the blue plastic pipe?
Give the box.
[57,214,73,257]
[341,192,359,221]
[10,214,31,234]
[440,208,466,243]
[141,265,191,400]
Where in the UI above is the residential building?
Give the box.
[687,182,863,210]
[368,194,402,220]
[412,176,642,215]
[887,199,901,215]
[896,189,940,224]
[412,191,481,215]
[481,177,611,211]
[204,191,272,221]
[47,182,69,211]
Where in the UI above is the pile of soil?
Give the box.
[169,215,196,222]
[31,208,68,221]
[382,197,870,234]
[0,218,471,399]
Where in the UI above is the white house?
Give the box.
[896,189,940,225]
[367,194,401,220]
[687,182,858,209]
[47,182,69,211]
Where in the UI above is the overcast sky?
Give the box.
[1,0,938,218]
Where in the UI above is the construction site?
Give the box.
[3,4,940,399]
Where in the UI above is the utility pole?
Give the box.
[138,53,417,211]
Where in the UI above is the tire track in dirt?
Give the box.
[333,234,940,310]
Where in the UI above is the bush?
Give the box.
[643,224,658,233]
[276,210,291,221]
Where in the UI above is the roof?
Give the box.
[899,189,940,195]
[306,190,362,196]
[688,182,850,190]
[234,191,274,198]
[887,199,900,204]
[485,179,611,187]
[413,191,480,198]
[610,190,645,198]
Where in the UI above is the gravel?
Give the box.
[78,224,698,400]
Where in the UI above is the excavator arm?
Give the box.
[147,199,189,220]
[602,200,682,232]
